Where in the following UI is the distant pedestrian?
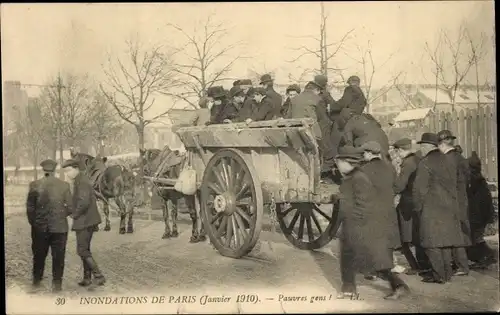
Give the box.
[63,159,106,289]
[27,159,72,292]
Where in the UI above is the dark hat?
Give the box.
[259,74,273,84]
[233,80,241,87]
[305,80,322,90]
[392,138,412,149]
[417,133,439,145]
[286,84,301,94]
[314,74,328,89]
[360,141,382,154]
[229,86,245,98]
[335,146,364,161]
[253,87,267,96]
[207,86,227,99]
[40,159,57,172]
[437,129,456,141]
[347,75,361,84]
[62,159,80,169]
[246,87,256,96]
[239,79,253,86]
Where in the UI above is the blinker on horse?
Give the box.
[70,150,136,235]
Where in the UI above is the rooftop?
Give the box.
[393,107,433,122]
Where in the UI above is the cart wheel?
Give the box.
[200,149,264,258]
[277,202,339,250]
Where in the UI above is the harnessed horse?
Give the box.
[139,147,206,243]
[70,151,136,234]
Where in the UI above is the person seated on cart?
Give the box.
[221,86,248,123]
[280,84,301,117]
[206,86,238,125]
[241,87,276,123]
[337,107,390,160]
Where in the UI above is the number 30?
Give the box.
[55,297,66,305]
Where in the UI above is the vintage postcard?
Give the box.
[2,1,498,314]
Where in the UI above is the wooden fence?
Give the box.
[383,106,497,182]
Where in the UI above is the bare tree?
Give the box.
[100,37,179,150]
[344,39,404,113]
[247,63,278,85]
[424,24,476,111]
[17,98,50,179]
[165,14,246,107]
[286,2,354,83]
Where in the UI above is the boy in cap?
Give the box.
[244,87,276,123]
[259,73,283,118]
[437,130,472,276]
[280,84,301,117]
[223,86,247,123]
[335,146,410,300]
[336,75,367,114]
[63,159,106,289]
[27,159,73,292]
[392,138,431,275]
[413,133,465,283]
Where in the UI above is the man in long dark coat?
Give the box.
[338,107,390,159]
[336,145,409,300]
[413,133,465,283]
[206,86,238,125]
[336,75,367,114]
[393,138,430,275]
[27,159,72,292]
[466,151,497,268]
[244,87,275,122]
[259,74,283,118]
[437,130,472,276]
[63,159,106,288]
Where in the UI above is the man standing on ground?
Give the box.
[337,75,367,114]
[63,159,106,289]
[27,159,72,292]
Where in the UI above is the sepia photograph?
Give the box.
[2,1,498,314]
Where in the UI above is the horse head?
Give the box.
[139,148,165,176]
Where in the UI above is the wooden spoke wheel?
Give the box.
[200,149,264,258]
[277,202,340,250]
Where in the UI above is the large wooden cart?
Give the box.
[170,118,340,258]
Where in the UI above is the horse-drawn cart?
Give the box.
[148,118,341,258]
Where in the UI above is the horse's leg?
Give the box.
[103,199,111,231]
[170,195,179,238]
[162,195,171,239]
[116,197,127,235]
[195,191,207,242]
[186,195,199,243]
[126,197,134,234]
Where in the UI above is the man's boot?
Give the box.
[84,256,106,287]
[52,280,62,293]
[382,270,410,300]
[78,259,92,287]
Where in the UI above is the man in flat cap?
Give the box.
[243,87,275,123]
[285,80,323,141]
[437,129,471,276]
[63,159,106,289]
[280,84,301,117]
[413,133,465,283]
[27,159,72,292]
[222,86,247,123]
[259,74,283,118]
[392,138,431,275]
[337,75,367,115]
[206,86,237,125]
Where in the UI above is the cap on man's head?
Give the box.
[259,74,273,84]
[286,84,301,94]
[417,133,439,146]
[305,80,322,90]
[335,145,364,161]
[392,138,412,149]
[239,79,253,86]
[347,75,361,84]
[233,80,241,87]
[314,75,328,89]
[229,86,245,98]
[207,86,227,99]
[253,87,267,96]
[360,141,382,154]
[62,159,80,169]
[437,129,456,142]
[40,159,57,172]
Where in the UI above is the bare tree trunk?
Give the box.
[33,153,38,180]
[137,124,145,150]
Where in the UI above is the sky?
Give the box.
[1,1,496,109]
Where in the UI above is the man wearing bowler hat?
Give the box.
[27,159,72,292]
[259,73,283,118]
[413,133,465,283]
[392,138,431,275]
[337,75,367,115]
[437,129,472,276]
[62,159,106,289]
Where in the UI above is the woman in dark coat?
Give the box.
[466,151,497,268]
[335,146,409,300]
